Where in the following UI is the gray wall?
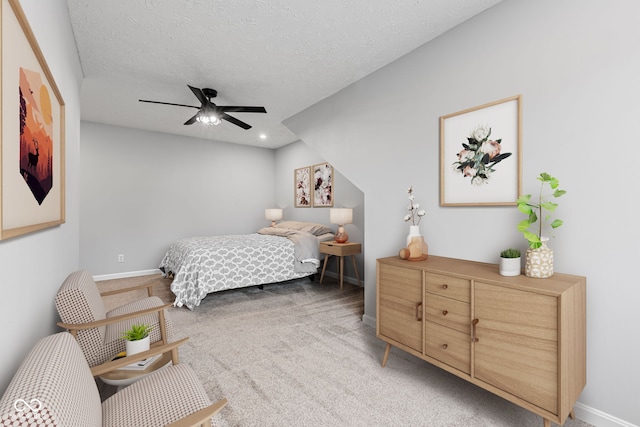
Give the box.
[1,1,636,425]
[0,0,82,392]
[274,141,365,282]
[78,123,364,281]
[284,0,639,425]
[80,122,276,275]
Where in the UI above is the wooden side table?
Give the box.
[100,352,172,389]
[319,241,361,290]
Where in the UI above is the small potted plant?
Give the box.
[121,323,153,356]
[499,248,521,276]
[516,172,566,278]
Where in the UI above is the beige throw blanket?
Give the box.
[258,227,320,272]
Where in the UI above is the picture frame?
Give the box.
[312,162,333,207]
[1,0,65,240]
[294,166,312,207]
[440,95,521,206]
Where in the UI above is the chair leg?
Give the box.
[171,347,180,365]
[158,309,169,345]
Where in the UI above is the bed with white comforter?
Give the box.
[159,221,333,309]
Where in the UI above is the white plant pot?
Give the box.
[499,257,521,276]
[125,336,150,356]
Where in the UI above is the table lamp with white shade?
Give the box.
[265,208,283,227]
[329,208,352,243]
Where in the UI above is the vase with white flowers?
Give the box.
[403,186,428,260]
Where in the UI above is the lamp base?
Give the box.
[334,225,348,243]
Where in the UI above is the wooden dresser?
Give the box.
[376,255,586,427]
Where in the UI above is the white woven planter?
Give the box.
[525,237,554,278]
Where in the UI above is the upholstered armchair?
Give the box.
[0,332,227,427]
[55,270,174,367]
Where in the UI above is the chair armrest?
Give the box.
[57,302,173,331]
[164,399,228,427]
[100,281,154,297]
[90,337,189,377]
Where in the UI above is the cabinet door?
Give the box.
[474,282,559,414]
[377,263,423,353]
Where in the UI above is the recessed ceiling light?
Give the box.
[259,133,267,140]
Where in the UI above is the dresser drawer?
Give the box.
[425,293,470,334]
[425,321,471,374]
[424,272,470,303]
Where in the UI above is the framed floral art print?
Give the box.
[312,162,333,207]
[440,95,522,206]
[1,0,66,240]
[294,166,311,207]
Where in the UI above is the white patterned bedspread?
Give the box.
[159,233,317,309]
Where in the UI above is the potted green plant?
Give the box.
[121,323,153,356]
[499,248,521,276]
[516,172,566,278]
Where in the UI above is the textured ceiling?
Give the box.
[66,0,503,149]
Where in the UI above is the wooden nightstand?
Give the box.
[319,241,361,290]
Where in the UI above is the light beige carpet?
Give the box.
[97,275,593,427]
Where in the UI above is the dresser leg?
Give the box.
[381,343,391,367]
[569,410,575,419]
[543,419,551,427]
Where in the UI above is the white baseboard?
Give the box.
[93,269,162,282]
[574,402,638,427]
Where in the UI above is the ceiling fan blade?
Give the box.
[139,99,199,109]
[221,113,251,130]
[187,85,208,106]
[184,113,199,125]
[218,106,267,113]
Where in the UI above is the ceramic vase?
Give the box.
[125,336,150,356]
[406,225,421,246]
[406,224,428,260]
[499,257,521,276]
[407,236,428,260]
[525,237,554,278]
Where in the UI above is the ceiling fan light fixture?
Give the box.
[197,114,221,126]
[140,85,266,130]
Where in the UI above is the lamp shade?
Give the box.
[330,208,352,225]
[265,209,283,221]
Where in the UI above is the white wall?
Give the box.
[0,0,82,392]
[274,141,365,281]
[79,122,277,275]
[284,0,640,425]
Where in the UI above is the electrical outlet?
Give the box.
[118,254,125,263]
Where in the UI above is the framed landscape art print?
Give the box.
[1,0,66,240]
[440,95,521,207]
